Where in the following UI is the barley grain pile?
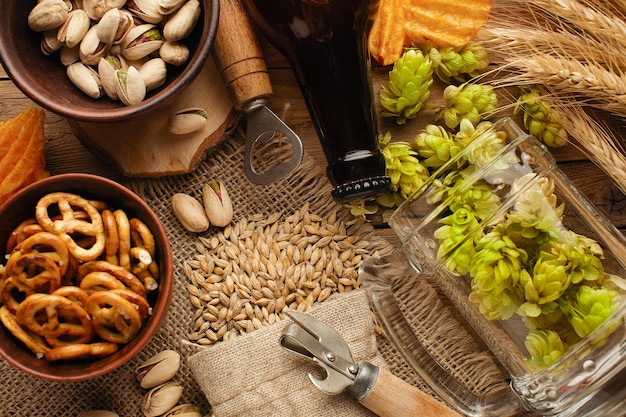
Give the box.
[184,203,378,345]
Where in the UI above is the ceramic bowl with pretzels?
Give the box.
[0,173,173,381]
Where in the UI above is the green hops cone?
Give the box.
[515,89,568,148]
[379,132,430,198]
[441,83,498,129]
[412,124,461,168]
[380,49,433,125]
[525,329,567,369]
[417,41,489,83]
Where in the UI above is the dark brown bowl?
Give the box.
[0,0,219,122]
[0,174,173,381]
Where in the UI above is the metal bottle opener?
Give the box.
[280,311,463,417]
[213,0,303,185]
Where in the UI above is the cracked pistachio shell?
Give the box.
[203,180,233,227]
[67,62,104,98]
[137,58,167,91]
[79,25,111,65]
[97,8,134,45]
[135,349,181,389]
[81,0,127,20]
[115,66,147,106]
[171,193,210,232]
[159,41,189,66]
[121,24,164,61]
[163,404,202,417]
[77,411,120,417]
[162,0,200,41]
[158,0,188,15]
[142,382,184,417]
[57,9,90,48]
[28,0,70,32]
[127,0,164,24]
[98,55,127,100]
[41,29,62,55]
[168,108,207,135]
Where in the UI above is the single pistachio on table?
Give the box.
[67,62,104,99]
[163,404,203,417]
[28,0,70,32]
[172,193,210,232]
[77,411,120,417]
[163,0,201,42]
[142,381,184,417]
[136,349,182,389]
[115,66,147,106]
[203,180,233,227]
[168,108,208,135]
[57,9,90,49]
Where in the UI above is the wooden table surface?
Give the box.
[1,38,625,235]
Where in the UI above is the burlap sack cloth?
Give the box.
[0,133,509,416]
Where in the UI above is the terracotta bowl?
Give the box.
[0,0,219,122]
[0,174,173,381]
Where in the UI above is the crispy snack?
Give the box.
[369,0,492,66]
[0,107,50,206]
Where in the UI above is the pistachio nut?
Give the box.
[67,62,104,98]
[135,349,181,389]
[159,42,189,66]
[121,24,164,61]
[57,9,90,48]
[77,411,120,417]
[171,193,210,232]
[41,29,62,55]
[98,55,127,100]
[97,8,134,45]
[115,66,147,106]
[81,0,127,20]
[60,45,80,65]
[137,58,167,91]
[162,0,200,42]
[158,0,188,15]
[79,25,112,66]
[141,382,184,417]
[168,108,207,135]
[163,404,202,417]
[202,180,233,227]
[28,0,70,32]
[127,0,164,24]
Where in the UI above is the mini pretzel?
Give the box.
[102,209,120,265]
[0,277,33,314]
[129,247,152,275]
[10,252,61,294]
[16,294,93,347]
[114,209,131,271]
[5,218,38,253]
[130,218,156,256]
[9,231,70,278]
[87,291,142,344]
[110,288,151,321]
[79,271,126,295]
[0,305,50,355]
[44,342,118,362]
[77,261,146,298]
[52,286,90,309]
[35,192,106,262]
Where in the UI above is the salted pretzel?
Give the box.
[77,261,146,298]
[79,271,126,295]
[0,305,50,355]
[44,341,118,362]
[0,277,33,313]
[8,231,70,278]
[5,218,39,253]
[16,294,93,347]
[87,291,142,344]
[52,286,90,309]
[35,192,106,262]
[114,209,131,271]
[9,252,61,294]
[101,209,120,265]
[110,288,151,321]
[130,217,160,290]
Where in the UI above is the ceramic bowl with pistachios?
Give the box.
[0,0,219,122]
[0,174,173,381]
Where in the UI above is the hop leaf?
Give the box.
[525,329,567,370]
[380,49,433,125]
[441,83,499,129]
[417,41,490,83]
[515,88,568,148]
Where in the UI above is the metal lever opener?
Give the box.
[280,311,462,417]
[213,0,303,185]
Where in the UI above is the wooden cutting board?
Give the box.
[69,56,239,177]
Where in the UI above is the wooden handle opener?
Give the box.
[212,0,303,185]
[281,311,463,417]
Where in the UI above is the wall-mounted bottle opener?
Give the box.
[213,0,303,185]
[280,311,463,417]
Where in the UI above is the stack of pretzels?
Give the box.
[0,191,160,362]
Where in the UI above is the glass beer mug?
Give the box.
[243,0,390,201]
